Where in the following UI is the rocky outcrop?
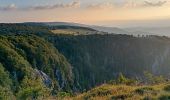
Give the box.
[55,69,66,89]
[35,69,52,88]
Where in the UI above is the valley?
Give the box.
[1,23,170,99]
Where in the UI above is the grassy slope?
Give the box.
[71,83,170,100]
[50,25,97,35]
[51,29,94,35]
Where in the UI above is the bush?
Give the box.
[111,94,133,100]
[143,96,156,100]
[135,87,154,95]
[117,73,128,84]
[144,71,165,84]
[116,73,137,85]
[164,85,170,92]
[159,95,170,100]
[57,92,71,98]
[84,87,112,99]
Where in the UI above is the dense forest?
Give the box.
[48,34,170,90]
[1,23,170,99]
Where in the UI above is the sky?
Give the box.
[0,0,170,27]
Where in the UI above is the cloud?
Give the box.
[143,1,167,7]
[0,4,17,11]
[86,2,141,9]
[87,2,114,9]
[86,0,168,10]
[0,0,168,11]
[30,0,80,10]
[0,0,80,11]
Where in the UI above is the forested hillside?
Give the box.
[48,34,170,90]
[0,34,74,99]
[0,23,52,35]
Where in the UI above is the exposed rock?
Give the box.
[55,69,65,89]
[152,47,170,74]
[35,69,52,88]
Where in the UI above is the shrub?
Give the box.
[84,87,112,99]
[117,73,128,84]
[164,85,170,92]
[144,71,165,84]
[135,87,154,95]
[116,73,137,85]
[111,94,133,100]
[143,96,156,100]
[57,92,71,98]
[159,95,170,100]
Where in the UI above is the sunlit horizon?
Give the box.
[1,0,170,27]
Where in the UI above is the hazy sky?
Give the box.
[0,0,170,27]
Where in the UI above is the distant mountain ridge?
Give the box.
[28,22,170,36]
[125,27,170,36]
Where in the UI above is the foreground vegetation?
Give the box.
[73,83,170,100]
[68,73,170,100]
